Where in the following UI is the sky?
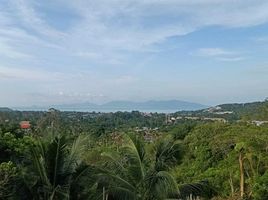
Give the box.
[0,0,268,107]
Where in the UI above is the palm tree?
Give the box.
[98,134,181,200]
[26,134,90,200]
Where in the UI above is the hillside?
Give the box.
[0,107,13,112]
[175,100,268,121]
[1,100,268,200]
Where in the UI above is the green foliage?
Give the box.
[252,171,268,200]
[0,161,18,199]
[0,132,36,163]
[1,107,268,199]
[168,122,198,140]
[174,123,268,199]
[26,134,91,200]
[154,136,184,171]
[99,133,181,200]
[179,180,216,199]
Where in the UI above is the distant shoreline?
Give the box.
[10,108,189,114]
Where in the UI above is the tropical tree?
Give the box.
[0,161,18,199]
[25,134,90,200]
[98,134,182,200]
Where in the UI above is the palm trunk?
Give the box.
[239,152,244,199]
[229,172,234,197]
[103,187,106,200]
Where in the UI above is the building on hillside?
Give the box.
[203,117,227,123]
[185,116,200,120]
[204,106,222,113]
[170,117,176,121]
[20,121,31,129]
[252,120,268,126]
[214,111,233,115]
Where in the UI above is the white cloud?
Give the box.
[195,48,234,57]
[0,41,32,59]
[75,51,124,64]
[254,36,268,42]
[66,0,268,49]
[0,66,66,81]
[1,0,268,63]
[10,0,66,39]
[0,65,70,80]
[193,48,245,62]
[216,57,245,62]
[114,75,138,84]
[76,51,102,59]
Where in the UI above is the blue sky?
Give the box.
[0,0,268,107]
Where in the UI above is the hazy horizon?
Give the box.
[1,97,267,108]
[7,98,268,112]
[1,1,268,107]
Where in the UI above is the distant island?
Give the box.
[12,100,208,113]
[0,107,13,112]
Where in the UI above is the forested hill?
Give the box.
[0,107,13,112]
[217,101,268,120]
[175,100,268,121]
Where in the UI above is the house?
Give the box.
[170,117,176,121]
[205,106,222,113]
[20,121,31,129]
[214,111,233,115]
[252,120,268,126]
[185,116,200,120]
[203,117,227,123]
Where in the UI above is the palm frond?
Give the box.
[46,135,67,187]
[154,138,183,171]
[108,186,137,200]
[179,180,216,199]
[64,135,87,175]
[122,134,146,183]
[30,140,51,188]
[98,172,136,192]
[101,151,126,174]
[28,134,90,200]
[147,171,179,200]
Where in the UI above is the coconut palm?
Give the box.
[98,134,181,200]
[26,134,90,200]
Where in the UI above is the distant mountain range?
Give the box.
[0,107,13,112]
[12,100,208,112]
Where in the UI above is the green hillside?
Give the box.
[0,100,268,199]
[174,100,268,122]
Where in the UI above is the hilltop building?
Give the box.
[20,121,31,129]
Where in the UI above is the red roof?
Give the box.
[20,121,31,129]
